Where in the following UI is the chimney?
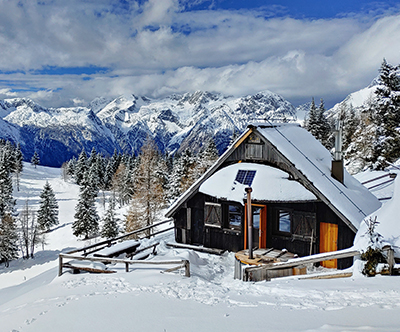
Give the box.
[245,187,253,259]
[331,120,344,183]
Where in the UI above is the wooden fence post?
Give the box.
[58,255,63,276]
[387,248,395,275]
[184,260,190,277]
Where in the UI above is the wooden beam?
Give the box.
[166,242,225,255]
[234,128,253,148]
[245,248,360,272]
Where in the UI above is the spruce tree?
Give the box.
[372,59,400,168]
[305,98,332,149]
[66,156,77,180]
[0,213,19,267]
[101,199,119,239]
[87,147,97,168]
[31,151,40,168]
[74,149,88,186]
[73,171,99,239]
[196,138,219,175]
[37,181,59,231]
[0,152,15,218]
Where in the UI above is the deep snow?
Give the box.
[1,163,400,332]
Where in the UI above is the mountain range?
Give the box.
[0,91,298,167]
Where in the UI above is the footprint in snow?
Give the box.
[25,318,36,325]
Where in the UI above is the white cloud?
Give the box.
[0,1,399,108]
[0,88,18,98]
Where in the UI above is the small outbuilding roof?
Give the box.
[354,174,400,257]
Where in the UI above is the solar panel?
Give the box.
[235,170,256,186]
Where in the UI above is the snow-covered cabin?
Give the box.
[165,123,381,269]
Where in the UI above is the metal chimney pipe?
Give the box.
[334,120,343,161]
[245,187,253,259]
[332,120,344,183]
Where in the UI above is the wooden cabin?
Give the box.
[165,123,381,269]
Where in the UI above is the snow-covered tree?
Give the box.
[371,59,400,168]
[66,156,77,180]
[100,199,119,239]
[344,98,376,173]
[305,98,332,149]
[31,151,40,168]
[74,149,88,186]
[0,213,19,267]
[37,181,59,231]
[0,152,15,218]
[195,138,219,176]
[73,171,99,239]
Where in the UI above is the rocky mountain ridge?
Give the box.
[0,90,297,166]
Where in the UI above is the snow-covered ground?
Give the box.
[1,163,400,332]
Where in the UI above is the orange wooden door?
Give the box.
[319,222,338,268]
[244,204,267,249]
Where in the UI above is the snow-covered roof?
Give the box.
[166,123,381,231]
[354,175,400,257]
[256,123,381,230]
[199,162,317,204]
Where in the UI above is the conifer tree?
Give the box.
[195,138,219,175]
[73,171,99,239]
[74,149,88,186]
[31,151,40,168]
[101,199,119,239]
[66,156,77,180]
[37,181,59,231]
[0,152,15,218]
[305,98,332,149]
[0,213,19,267]
[371,59,400,168]
[14,143,24,191]
[87,147,97,168]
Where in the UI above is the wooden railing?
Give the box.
[59,253,190,277]
[66,219,174,256]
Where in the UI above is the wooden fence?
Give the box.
[58,253,190,277]
[58,219,191,277]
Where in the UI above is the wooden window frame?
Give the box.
[204,202,222,228]
[275,208,292,235]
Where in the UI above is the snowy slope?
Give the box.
[1,163,400,331]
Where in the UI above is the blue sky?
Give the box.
[0,0,400,108]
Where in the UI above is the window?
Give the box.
[245,144,263,159]
[278,210,291,233]
[235,170,256,186]
[204,202,222,227]
[228,205,242,229]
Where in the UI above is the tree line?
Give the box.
[65,137,219,240]
[0,142,59,266]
